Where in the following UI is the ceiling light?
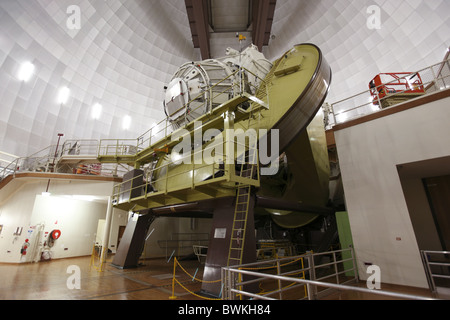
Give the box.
[92,103,102,119]
[122,115,131,130]
[18,61,35,82]
[58,87,70,104]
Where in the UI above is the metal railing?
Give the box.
[158,233,210,260]
[1,65,269,183]
[0,145,58,181]
[0,139,133,182]
[60,139,100,157]
[421,250,450,293]
[222,248,435,300]
[193,245,209,264]
[111,138,260,207]
[98,66,270,158]
[325,57,450,129]
[0,151,19,174]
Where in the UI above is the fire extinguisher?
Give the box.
[21,239,30,256]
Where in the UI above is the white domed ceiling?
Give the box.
[264,0,449,104]
[0,0,449,159]
[0,0,199,157]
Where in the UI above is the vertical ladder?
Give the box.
[227,146,259,267]
[227,184,252,266]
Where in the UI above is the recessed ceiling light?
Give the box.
[123,115,131,130]
[58,87,70,104]
[18,61,35,82]
[92,103,102,119]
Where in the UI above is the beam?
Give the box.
[256,196,335,216]
[252,0,277,51]
[185,0,211,59]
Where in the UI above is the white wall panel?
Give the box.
[334,95,450,288]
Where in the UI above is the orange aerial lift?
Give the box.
[369,72,425,108]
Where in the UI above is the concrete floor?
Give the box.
[0,255,446,301]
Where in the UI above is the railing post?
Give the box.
[306,283,313,300]
[308,251,317,299]
[444,59,450,87]
[430,66,438,91]
[277,260,282,300]
[169,257,178,300]
[333,251,339,284]
[149,127,153,148]
[165,118,168,138]
[330,103,338,126]
[422,251,437,293]
[165,163,169,193]
[350,245,358,283]
[375,85,382,110]
[224,267,232,301]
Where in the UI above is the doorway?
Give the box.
[397,157,450,291]
[397,156,450,251]
[423,175,450,251]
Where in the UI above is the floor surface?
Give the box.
[0,255,447,301]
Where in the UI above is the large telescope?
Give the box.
[99,43,332,297]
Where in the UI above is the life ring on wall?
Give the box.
[49,229,61,240]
